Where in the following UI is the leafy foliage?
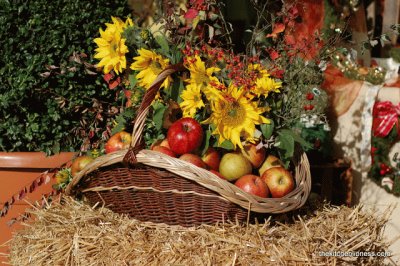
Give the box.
[0,0,130,154]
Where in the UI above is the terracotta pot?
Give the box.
[0,152,75,264]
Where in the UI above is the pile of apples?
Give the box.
[69,117,295,199]
[68,131,133,179]
[150,118,296,199]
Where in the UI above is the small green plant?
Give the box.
[0,0,130,154]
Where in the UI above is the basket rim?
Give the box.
[65,148,311,213]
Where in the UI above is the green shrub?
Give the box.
[0,0,130,154]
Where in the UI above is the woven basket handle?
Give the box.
[123,63,185,165]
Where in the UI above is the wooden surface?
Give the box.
[310,160,352,206]
[0,152,74,265]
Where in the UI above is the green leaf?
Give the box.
[279,128,312,151]
[152,101,167,131]
[275,131,295,160]
[260,120,274,139]
[201,128,212,156]
[215,139,234,150]
[155,34,170,54]
[111,116,127,135]
[170,78,184,103]
[128,74,138,89]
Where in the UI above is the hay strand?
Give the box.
[4,197,394,265]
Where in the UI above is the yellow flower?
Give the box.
[94,17,132,74]
[203,83,270,149]
[255,77,282,96]
[179,84,205,118]
[55,169,71,185]
[249,64,282,97]
[130,48,172,89]
[185,55,221,94]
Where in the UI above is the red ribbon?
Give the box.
[372,101,400,138]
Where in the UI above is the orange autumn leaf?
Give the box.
[269,49,280,60]
[266,23,285,38]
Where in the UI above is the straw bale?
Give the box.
[3,196,395,265]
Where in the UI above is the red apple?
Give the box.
[105,131,132,154]
[258,155,283,176]
[152,145,177,157]
[71,155,94,177]
[241,142,266,168]
[179,153,207,168]
[235,174,269,198]
[167,117,203,155]
[210,169,225,180]
[261,167,295,198]
[219,152,252,181]
[202,147,221,171]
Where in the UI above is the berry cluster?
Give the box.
[303,92,315,111]
[183,44,269,92]
[380,163,392,176]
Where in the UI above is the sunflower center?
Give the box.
[223,101,246,126]
[150,60,162,74]
[195,72,209,87]
[109,40,120,57]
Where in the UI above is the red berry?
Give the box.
[303,104,314,111]
[306,92,314,100]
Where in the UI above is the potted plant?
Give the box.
[0,0,130,261]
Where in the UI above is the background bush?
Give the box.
[0,0,130,154]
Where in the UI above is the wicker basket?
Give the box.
[65,65,312,227]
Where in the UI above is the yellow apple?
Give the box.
[71,155,93,177]
[219,152,252,182]
[258,155,283,176]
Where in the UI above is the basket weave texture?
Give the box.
[65,65,312,227]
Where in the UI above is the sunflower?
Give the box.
[203,83,270,149]
[94,17,133,74]
[130,48,172,89]
[185,55,221,95]
[248,64,282,97]
[55,169,71,186]
[179,84,205,118]
[255,77,282,96]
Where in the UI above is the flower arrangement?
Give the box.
[47,0,348,195]
[87,0,338,165]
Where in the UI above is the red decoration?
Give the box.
[372,101,400,138]
[371,146,378,163]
